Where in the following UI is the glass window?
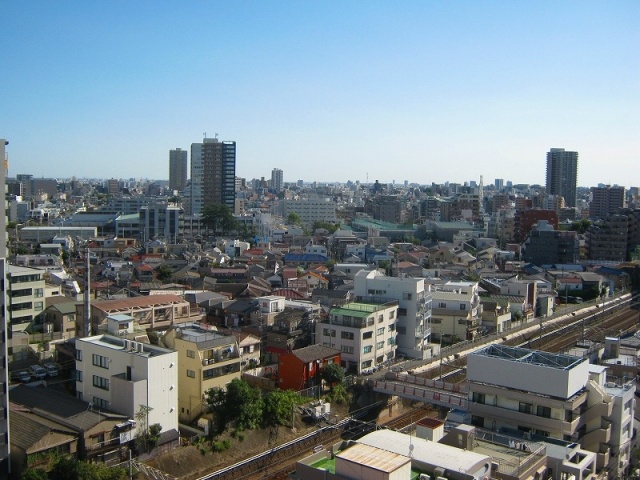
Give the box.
[92,375,109,390]
[186,350,195,358]
[92,354,109,369]
[187,369,195,378]
[363,345,372,354]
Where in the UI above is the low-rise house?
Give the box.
[278,345,340,391]
[90,294,193,332]
[10,385,133,468]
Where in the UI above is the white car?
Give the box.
[29,365,47,380]
[43,363,59,377]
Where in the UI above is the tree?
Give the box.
[263,389,304,428]
[320,362,344,392]
[21,469,48,480]
[202,203,237,236]
[135,404,156,452]
[154,264,173,283]
[48,456,127,480]
[569,219,592,235]
[286,212,302,226]
[206,379,263,433]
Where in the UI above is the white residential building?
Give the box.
[75,335,179,436]
[354,270,432,360]
[467,344,635,475]
[317,301,398,374]
[429,281,482,342]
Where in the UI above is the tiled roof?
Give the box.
[92,294,186,312]
[292,345,340,363]
[10,410,76,451]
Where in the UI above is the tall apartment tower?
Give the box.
[169,148,188,192]
[589,185,625,220]
[0,139,10,476]
[545,148,578,207]
[190,137,236,215]
[271,168,283,192]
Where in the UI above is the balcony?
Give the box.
[469,402,579,436]
[581,421,611,447]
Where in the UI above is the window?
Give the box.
[403,293,412,300]
[323,328,336,337]
[363,346,372,354]
[377,327,385,336]
[472,392,485,404]
[34,288,44,298]
[387,337,395,345]
[460,304,466,310]
[361,360,372,369]
[186,350,195,358]
[389,311,395,319]
[76,370,83,382]
[341,345,354,354]
[432,318,442,324]
[378,315,384,323]
[93,397,109,409]
[471,415,484,428]
[376,341,384,349]
[76,349,82,361]
[363,331,373,340]
[92,354,109,369]
[438,302,446,308]
[341,331,354,340]
[187,369,195,378]
[519,402,533,414]
[92,375,109,390]
[397,326,406,334]
[398,308,407,316]
[536,406,551,418]
[34,302,44,311]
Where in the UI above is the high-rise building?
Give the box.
[545,148,578,207]
[589,185,625,220]
[169,148,188,192]
[271,168,283,192]
[190,137,236,215]
[0,138,10,476]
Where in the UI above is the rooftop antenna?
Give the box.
[215,132,219,139]
[203,132,207,138]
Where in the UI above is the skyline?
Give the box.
[1,2,638,188]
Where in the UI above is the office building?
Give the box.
[546,148,578,208]
[589,185,625,220]
[169,148,188,192]
[271,168,283,192]
[0,139,9,476]
[190,137,236,215]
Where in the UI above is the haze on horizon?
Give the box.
[1,2,638,188]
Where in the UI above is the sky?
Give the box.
[1,1,638,188]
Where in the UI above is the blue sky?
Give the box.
[1,1,638,188]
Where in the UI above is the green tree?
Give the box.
[569,219,592,235]
[154,264,173,283]
[312,221,340,234]
[286,212,302,226]
[263,389,304,428]
[48,456,127,480]
[21,469,48,480]
[320,362,344,392]
[202,203,237,236]
[206,378,263,433]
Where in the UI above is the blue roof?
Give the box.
[284,253,328,262]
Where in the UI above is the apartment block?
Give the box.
[467,344,634,474]
[75,335,179,436]
[317,301,398,374]
[163,324,241,422]
[354,270,432,360]
[430,281,482,342]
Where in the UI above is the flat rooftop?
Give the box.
[473,344,584,371]
[79,335,173,357]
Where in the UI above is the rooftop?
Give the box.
[78,334,174,357]
[473,344,583,370]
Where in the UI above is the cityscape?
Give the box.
[0,136,640,480]
[2,2,638,480]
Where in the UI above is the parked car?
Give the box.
[43,363,59,377]
[16,371,32,383]
[29,365,47,380]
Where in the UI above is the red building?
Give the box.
[515,209,559,242]
[278,345,341,391]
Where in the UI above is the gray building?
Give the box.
[546,148,578,208]
[589,185,625,221]
[169,148,188,192]
[522,221,579,266]
[271,168,283,192]
[190,137,236,215]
